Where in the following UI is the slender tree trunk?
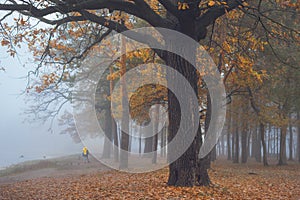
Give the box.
[278,126,288,165]
[251,125,256,158]
[241,99,248,164]
[161,126,165,157]
[267,124,271,157]
[247,129,251,158]
[139,126,142,155]
[144,137,153,153]
[241,121,247,163]
[271,127,276,158]
[260,123,268,166]
[211,146,217,162]
[119,35,129,169]
[297,111,300,162]
[112,117,118,162]
[196,93,210,186]
[288,116,293,161]
[233,123,239,163]
[221,133,225,156]
[152,105,159,164]
[277,127,279,160]
[110,66,119,162]
[227,103,232,160]
[241,133,247,163]
[232,126,235,160]
[152,134,158,163]
[231,98,237,163]
[102,109,112,158]
[255,124,262,163]
[128,121,133,152]
[227,131,231,160]
[233,101,239,163]
[272,126,275,157]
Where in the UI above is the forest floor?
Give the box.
[0,156,299,199]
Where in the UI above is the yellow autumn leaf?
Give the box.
[208,1,216,7]
[182,3,189,10]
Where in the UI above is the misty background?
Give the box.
[0,45,82,168]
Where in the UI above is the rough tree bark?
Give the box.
[166,52,206,186]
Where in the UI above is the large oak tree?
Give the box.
[0,0,299,187]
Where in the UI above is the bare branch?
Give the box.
[197,0,242,27]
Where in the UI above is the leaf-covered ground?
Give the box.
[0,159,299,199]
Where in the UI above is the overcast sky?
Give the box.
[0,45,82,168]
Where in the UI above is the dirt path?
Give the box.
[0,155,110,185]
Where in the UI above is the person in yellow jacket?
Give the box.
[82,147,90,163]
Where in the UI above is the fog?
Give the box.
[0,46,82,168]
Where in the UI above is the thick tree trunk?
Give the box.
[165,5,209,186]
[278,126,288,165]
[260,123,268,166]
[166,62,204,186]
[166,47,208,186]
